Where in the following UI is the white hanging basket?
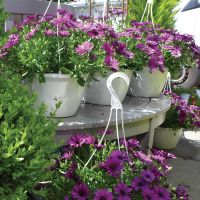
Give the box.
[153,127,183,149]
[128,68,168,97]
[84,70,132,105]
[31,74,85,117]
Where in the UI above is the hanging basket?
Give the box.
[128,68,168,98]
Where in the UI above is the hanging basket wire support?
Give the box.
[84,72,130,170]
[140,0,155,30]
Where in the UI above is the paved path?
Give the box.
[166,131,200,200]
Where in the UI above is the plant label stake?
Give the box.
[84,72,130,169]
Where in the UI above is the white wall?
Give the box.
[175,0,200,45]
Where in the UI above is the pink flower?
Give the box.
[75,41,94,56]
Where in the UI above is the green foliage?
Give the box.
[0,0,8,43]
[0,73,57,199]
[127,0,180,29]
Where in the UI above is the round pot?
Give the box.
[31,74,85,117]
[153,127,183,149]
[128,68,168,97]
[84,70,132,105]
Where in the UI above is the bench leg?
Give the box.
[147,117,156,155]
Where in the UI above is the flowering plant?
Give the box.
[42,133,188,200]
[119,21,200,74]
[0,10,133,86]
[162,91,200,129]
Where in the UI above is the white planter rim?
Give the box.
[157,127,183,131]
[42,73,71,79]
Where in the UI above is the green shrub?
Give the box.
[0,73,57,200]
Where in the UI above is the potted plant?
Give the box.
[81,21,134,105]
[153,91,200,149]
[119,21,200,97]
[42,133,189,199]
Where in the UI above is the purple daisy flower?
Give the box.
[44,29,56,36]
[176,185,189,199]
[102,42,114,55]
[114,182,132,200]
[134,151,152,164]
[3,34,20,49]
[94,189,113,200]
[25,28,38,40]
[131,176,147,191]
[150,166,162,180]
[75,41,94,56]
[103,157,123,177]
[110,150,128,162]
[68,134,87,148]
[142,187,157,200]
[154,186,171,200]
[72,183,89,200]
[58,30,70,37]
[64,162,77,180]
[141,170,155,183]
[104,55,119,71]
[84,135,95,145]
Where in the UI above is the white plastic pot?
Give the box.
[84,70,132,105]
[31,74,85,117]
[153,127,183,149]
[128,68,168,97]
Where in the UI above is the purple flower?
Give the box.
[114,182,131,200]
[134,151,152,164]
[104,55,119,71]
[163,45,182,58]
[141,170,155,183]
[44,29,56,36]
[68,134,86,148]
[150,166,162,180]
[154,187,171,200]
[84,135,95,145]
[142,187,157,200]
[3,34,20,49]
[57,9,68,15]
[64,162,77,180]
[103,157,123,177]
[58,30,70,37]
[94,189,113,200]
[110,150,128,162]
[87,29,104,38]
[72,183,89,200]
[75,41,94,56]
[23,15,37,25]
[102,42,114,55]
[0,51,7,58]
[25,28,38,40]
[131,176,147,191]
[176,185,189,199]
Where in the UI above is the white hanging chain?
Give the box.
[84,72,130,169]
[140,0,155,30]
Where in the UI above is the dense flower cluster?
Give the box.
[163,91,200,129]
[120,21,200,74]
[45,133,188,200]
[0,9,133,85]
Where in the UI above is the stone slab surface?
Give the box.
[166,131,200,200]
[57,95,171,131]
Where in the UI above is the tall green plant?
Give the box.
[127,0,180,29]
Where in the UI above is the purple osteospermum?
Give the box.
[44,29,56,36]
[104,157,123,177]
[114,182,132,200]
[134,151,152,164]
[131,176,147,191]
[142,187,157,200]
[176,185,189,199]
[141,170,155,183]
[68,134,86,148]
[75,41,94,56]
[94,189,113,200]
[72,183,89,200]
[104,55,119,71]
[110,150,128,162]
[64,162,77,180]
[25,28,38,40]
[58,30,70,37]
[154,186,171,200]
[84,135,95,145]
[102,42,114,55]
[3,34,20,49]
